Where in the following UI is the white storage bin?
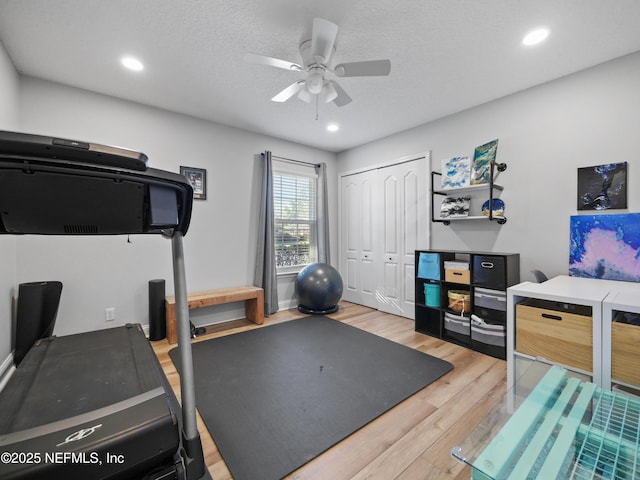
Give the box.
[444,261,469,271]
[444,312,470,336]
[474,287,506,312]
[471,315,506,347]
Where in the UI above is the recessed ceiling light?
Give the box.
[522,28,550,46]
[121,56,144,72]
[327,123,339,132]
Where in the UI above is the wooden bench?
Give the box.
[165,286,264,344]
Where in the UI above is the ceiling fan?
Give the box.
[244,18,391,107]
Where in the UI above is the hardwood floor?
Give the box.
[151,301,507,480]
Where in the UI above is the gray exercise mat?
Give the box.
[170,316,453,480]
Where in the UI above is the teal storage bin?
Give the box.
[418,253,440,280]
[424,283,441,307]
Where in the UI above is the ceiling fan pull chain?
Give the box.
[315,94,319,120]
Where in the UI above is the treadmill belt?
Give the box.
[0,324,164,433]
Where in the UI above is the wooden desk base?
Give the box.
[165,286,264,344]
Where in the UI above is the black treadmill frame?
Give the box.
[0,130,207,480]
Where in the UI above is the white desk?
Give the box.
[507,275,640,391]
[603,289,640,391]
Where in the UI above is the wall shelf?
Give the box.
[432,161,507,225]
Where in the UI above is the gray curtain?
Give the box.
[254,151,279,315]
[315,162,330,264]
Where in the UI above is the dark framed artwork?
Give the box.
[180,166,207,200]
[577,162,627,211]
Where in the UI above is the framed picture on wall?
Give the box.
[577,162,627,211]
[180,166,207,200]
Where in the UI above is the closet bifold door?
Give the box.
[376,159,427,318]
[340,154,429,319]
[340,169,379,310]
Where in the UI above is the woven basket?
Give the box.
[448,290,471,314]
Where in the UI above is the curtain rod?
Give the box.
[271,154,320,168]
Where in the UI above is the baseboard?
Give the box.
[279,298,298,311]
[0,351,15,393]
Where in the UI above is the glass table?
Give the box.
[451,361,640,479]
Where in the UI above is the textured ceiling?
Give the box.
[1,0,640,152]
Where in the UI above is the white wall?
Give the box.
[16,77,337,335]
[338,52,640,282]
[0,40,19,363]
[7,49,640,339]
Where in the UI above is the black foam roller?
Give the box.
[148,279,166,341]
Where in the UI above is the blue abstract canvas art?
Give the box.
[569,213,640,282]
[441,156,471,189]
[471,139,498,185]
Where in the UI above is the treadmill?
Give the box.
[0,131,209,480]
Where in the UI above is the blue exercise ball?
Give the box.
[295,262,343,314]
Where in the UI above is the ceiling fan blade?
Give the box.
[244,52,302,71]
[311,18,339,63]
[330,81,352,107]
[334,59,391,77]
[271,81,305,102]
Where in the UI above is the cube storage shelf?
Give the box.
[415,250,520,359]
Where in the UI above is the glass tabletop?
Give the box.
[451,361,640,480]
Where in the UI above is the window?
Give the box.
[273,162,318,273]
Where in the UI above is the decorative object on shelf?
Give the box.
[577,162,627,211]
[448,290,471,314]
[431,153,507,225]
[481,198,505,217]
[440,196,471,218]
[180,166,207,200]
[471,139,498,185]
[569,212,640,282]
[441,156,471,189]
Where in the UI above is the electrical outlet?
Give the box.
[105,307,116,321]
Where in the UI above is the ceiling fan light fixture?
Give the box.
[245,18,388,109]
[326,123,339,132]
[322,82,338,103]
[297,88,313,103]
[306,70,324,94]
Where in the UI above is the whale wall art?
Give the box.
[569,212,640,282]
